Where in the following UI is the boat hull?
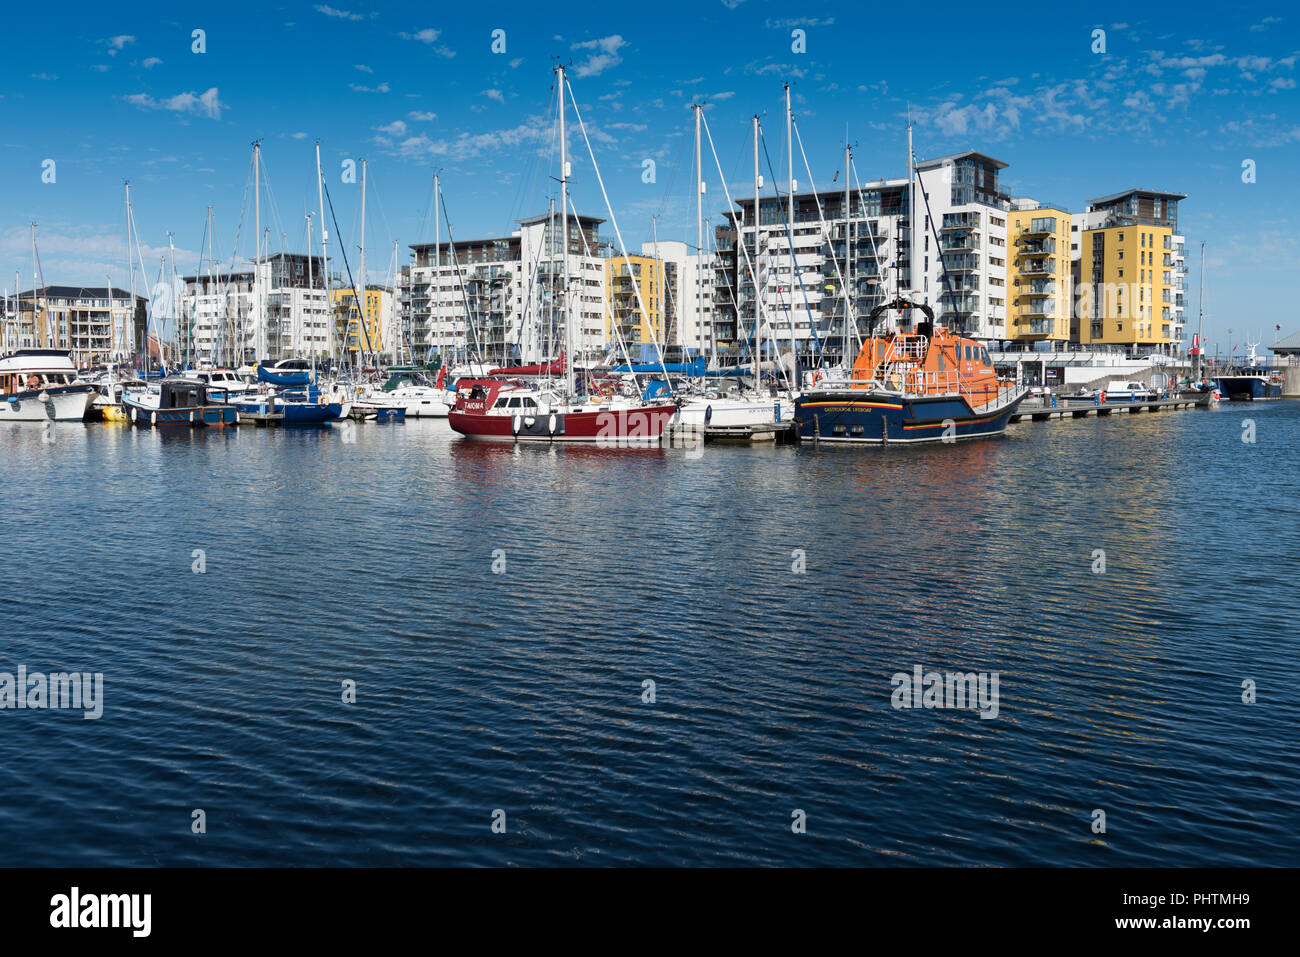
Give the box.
[0,385,95,422]
[675,396,794,429]
[1215,376,1282,401]
[232,398,343,425]
[795,389,1026,444]
[122,397,237,427]
[449,403,678,442]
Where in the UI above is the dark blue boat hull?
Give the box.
[795,390,1025,444]
[1215,375,1282,401]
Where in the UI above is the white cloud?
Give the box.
[355,64,373,73]
[402,28,440,42]
[125,87,224,120]
[291,132,309,139]
[571,35,627,77]
[381,116,552,162]
[375,120,407,136]
[31,72,58,81]
[141,57,162,69]
[105,35,134,56]
[482,88,505,103]
[349,82,391,93]
[408,110,436,121]
[315,5,370,20]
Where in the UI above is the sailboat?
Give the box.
[448,65,677,443]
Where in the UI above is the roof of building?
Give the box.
[915,150,1009,172]
[1267,330,1300,353]
[14,286,144,301]
[1088,188,1187,205]
[515,211,605,227]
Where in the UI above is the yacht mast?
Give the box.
[358,157,367,373]
[314,142,331,369]
[1196,241,1206,379]
[844,142,853,364]
[694,103,705,370]
[253,142,262,363]
[785,83,798,364]
[906,121,915,330]
[306,213,315,381]
[752,114,761,384]
[558,65,575,398]
[433,173,441,364]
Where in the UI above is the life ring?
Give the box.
[813,369,825,386]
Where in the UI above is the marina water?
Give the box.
[1,404,1297,866]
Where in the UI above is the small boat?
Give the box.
[674,387,795,430]
[255,358,313,388]
[121,377,237,427]
[795,300,1026,444]
[0,349,97,422]
[1215,370,1283,401]
[449,377,677,442]
[363,368,453,418]
[228,386,346,426]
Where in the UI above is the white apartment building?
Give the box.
[405,211,608,366]
[180,253,333,364]
[5,286,145,362]
[638,239,717,355]
[714,150,1012,365]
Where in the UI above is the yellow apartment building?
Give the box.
[1077,224,1173,347]
[1006,207,1071,343]
[330,285,391,358]
[604,254,665,346]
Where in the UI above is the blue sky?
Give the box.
[2,1,1298,348]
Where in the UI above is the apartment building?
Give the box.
[1070,189,1187,353]
[405,211,608,366]
[180,253,332,364]
[5,287,146,362]
[1075,222,1174,349]
[712,150,1014,365]
[1006,203,1072,343]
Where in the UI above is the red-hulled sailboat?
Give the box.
[448,65,679,445]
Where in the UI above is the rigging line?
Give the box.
[848,156,888,323]
[257,148,287,256]
[759,125,821,377]
[567,185,638,375]
[915,165,962,334]
[700,110,782,379]
[564,75,673,391]
[321,177,371,372]
[791,117,859,359]
[438,186,485,364]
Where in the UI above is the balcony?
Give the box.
[942,232,981,253]
[1017,238,1056,256]
[1020,258,1055,276]
[1015,318,1056,336]
[941,254,979,273]
[1018,299,1056,317]
[941,213,981,231]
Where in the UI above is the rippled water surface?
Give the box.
[1,403,1297,866]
